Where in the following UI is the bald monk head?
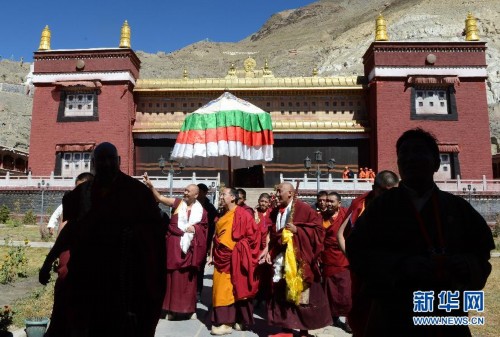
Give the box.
[183,184,200,206]
[92,142,120,185]
[276,182,295,208]
[372,170,399,197]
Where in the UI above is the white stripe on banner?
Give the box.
[171,141,273,169]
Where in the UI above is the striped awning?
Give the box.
[55,143,96,152]
[54,80,102,88]
[407,76,460,86]
[438,144,460,153]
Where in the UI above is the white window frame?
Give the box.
[61,152,92,177]
[64,92,95,117]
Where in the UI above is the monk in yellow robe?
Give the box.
[208,187,260,336]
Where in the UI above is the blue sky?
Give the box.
[1,0,316,62]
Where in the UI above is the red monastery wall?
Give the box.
[373,80,491,179]
[29,49,139,175]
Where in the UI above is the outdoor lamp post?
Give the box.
[158,152,185,198]
[462,184,476,203]
[304,151,335,193]
[37,179,49,224]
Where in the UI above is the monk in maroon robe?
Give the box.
[39,173,94,337]
[143,176,208,320]
[267,182,331,337]
[41,142,166,337]
[255,192,273,305]
[337,170,399,337]
[320,191,351,332]
[208,187,260,335]
[348,129,494,337]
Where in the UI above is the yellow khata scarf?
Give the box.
[282,228,304,305]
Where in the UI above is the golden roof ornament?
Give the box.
[465,12,479,41]
[226,63,236,78]
[244,57,256,78]
[38,25,51,51]
[262,58,274,77]
[119,20,131,48]
[375,14,389,41]
[312,67,318,77]
[183,67,188,79]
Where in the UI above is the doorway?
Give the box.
[233,165,264,187]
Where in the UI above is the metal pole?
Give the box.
[40,189,44,224]
[169,167,174,216]
[169,168,174,198]
[316,164,320,194]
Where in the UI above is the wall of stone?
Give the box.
[0,83,27,95]
[0,190,497,224]
[0,190,66,216]
[0,189,219,219]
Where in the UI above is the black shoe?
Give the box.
[196,292,202,303]
[343,321,353,334]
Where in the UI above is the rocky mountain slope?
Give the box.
[1,0,499,152]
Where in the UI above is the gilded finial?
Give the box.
[465,12,480,41]
[183,67,188,79]
[375,14,389,41]
[262,58,274,77]
[312,67,318,77]
[38,25,51,51]
[119,20,131,48]
[225,63,237,79]
[244,57,256,78]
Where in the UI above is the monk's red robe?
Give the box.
[163,199,208,314]
[347,186,495,337]
[240,203,255,217]
[344,191,370,229]
[321,207,351,317]
[256,208,272,250]
[267,199,332,330]
[62,172,166,337]
[343,191,374,336]
[213,205,261,301]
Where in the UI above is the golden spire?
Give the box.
[229,63,236,74]
[312,67,318,77]
[119,20,131,48]
[38,25,51,51]
[375,14,389,41]
[465,12,480,41]
[183,67,188,79]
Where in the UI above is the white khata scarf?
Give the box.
[175,200,204,254]
[273,202,292,282]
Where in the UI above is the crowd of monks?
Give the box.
[39,128,495,337]
[342,167,376,181]
[140,174,402,337]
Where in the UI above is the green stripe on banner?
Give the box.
[181,110,273,132]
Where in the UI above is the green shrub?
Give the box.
[0,205,10,224]
[5,218,22,228]
[0,239,28,284]
[493,213,500,238]
[12,200,21,215]
[22,210,37,226]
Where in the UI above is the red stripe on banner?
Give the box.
[175,126,274,146]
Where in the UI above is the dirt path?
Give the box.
[0,275,43,305]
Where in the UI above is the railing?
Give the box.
[0,171,221,191]
[280,173,500,193]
